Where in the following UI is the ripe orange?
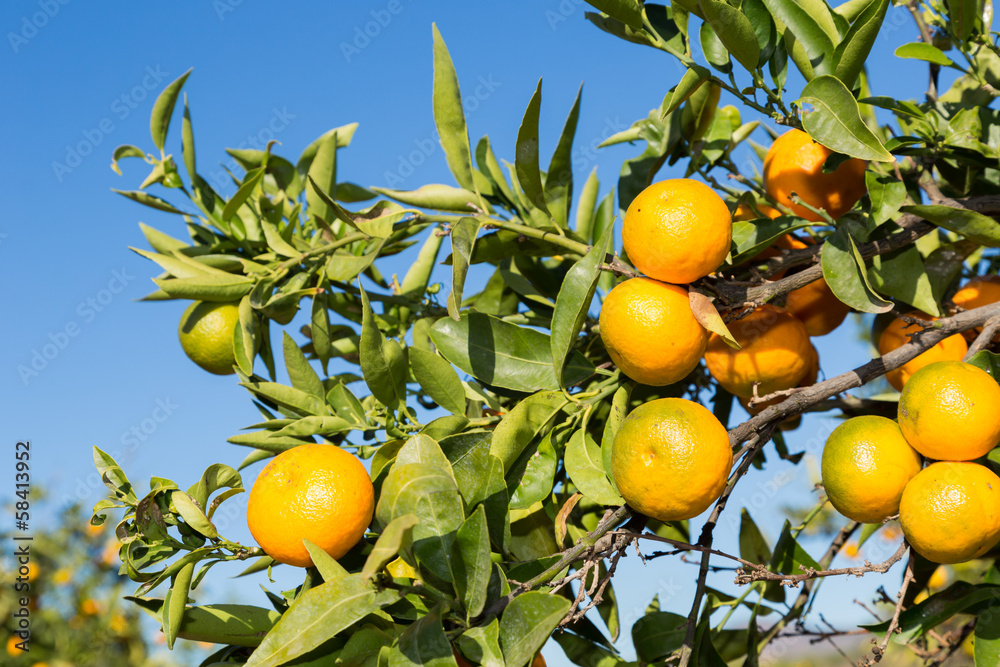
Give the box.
[611,398,732,521]
[622,179,732,284]
[6,636,20,656]
[763,129,867,222]
[899,462,1000,564]
[952,275,1000,340]
[741,343,818,432]
[247,444,374,567]
[599,277,708,386]
[784,277,850,337]
[820,416,922,524]
[897,360,1000,461]
[704,305,812,399]
[733,202,782,221]
[178,301,241,375]
[877,312,968,391]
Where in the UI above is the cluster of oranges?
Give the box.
[822,360,1000,564]
[606,129,870,522]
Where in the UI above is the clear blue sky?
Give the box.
[3,0,940,662]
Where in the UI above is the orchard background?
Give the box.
[4,0,1000,666]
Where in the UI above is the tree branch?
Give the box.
[862,549,914,666]
[734,540,908,586]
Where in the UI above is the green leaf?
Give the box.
[325,238,387,283]
[359,285,402,409]
[239,380,328,417]
[662,65,711,118]
[738,509,772,564]
[490,391,569,473]
[545,85,582,227]
[432,24,476,192]
[222,167,265,222]
[389,607,457,667]
[306,132,340,229]
[409,347,467,416]
[976,589,1000,665]
[457,620,506,667]
[861,583,1000,644]
[966,350,1000,378]
[946,0,981,41]
[699,20,732,73]
[447,217,483,321]
[925,240,979,304]
[760,0,835,76]
[894,42,958,67]
[699,0,760,72]
[769,520,821,575]
[430,312,595,393]
[376,463,464,583]
[244,575,397,667]
[508,429,558,511]
[296,124,358,177]
[868,245,940,316]
[302,539,349,582]
[866,172,907,228]
[113,189,186,215]
[575,168,600,241]
[833,0,889,87]
[902,204,1000,247]
[515,79,551,215]
[282,332,324,398]
[153,274,253,302]
[565,429,624,506]
[588,0,644,28]
[110,145,145,175]
[821,225,893,313]
[162,561,194,649]
[799,76,894,161]
[499,592,571,667]
[235,296,256,375]
[127,599,280,648]
[172,491,218,539]
[601,385,631,487]
[441,433,510,550]
[150,68,192,152]
[632,611,688,662]
[361,514,419,579]
[371,184,479,212]
[551,227,612,387]
[453,505,492,617]
[338,625,393,667]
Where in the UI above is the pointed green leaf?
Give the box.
[432,25,475,192]
[389,607,457,667]
[302,539,349,582]
[111,145,145,175]
[359,284,401,409]
[361,514,419,579]
[409,347,467,416]
[894,41,958,67]
[150,68,192,152]
[282,332,324,398]
[799,75,893,161]
[699,0,760,72]
[431,313,595,393]
[821,225,893,313]
[372,184,478,212]
[244,575,397,667]
[588,0,643,28]
[112,189,186,214]
[866,172,907,228]
[662,65,711,118]
[454,505,491,617]
[575,167,600,242]
[162,561,194,649]
[499,592,571,667]
[833,0,889,87]
[565,429,624,506]
[508,429,558,511]
[868,246,940,316]
[222,167,265,222]
[447,217,482,321]
[490,391,569,472]
[181,96,196,181]
[515,79,550,215]
[551,226,611,387]
[902,204,1000,247]
[545,85,582,227]
[306,132,339,227]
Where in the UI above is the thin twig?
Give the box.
[861,549,914,665]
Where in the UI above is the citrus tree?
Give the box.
[93,1,1000,665]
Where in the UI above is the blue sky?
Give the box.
[3,0,943,663]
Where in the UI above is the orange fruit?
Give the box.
[899,462,1000,563]
[877,312,968,391]
[6,636,20,656]
[80,598,101,616]
[820,416,922,523]
[763,129,867,222]
[741,343,818,432]
[247,444,374,567]
[599,277,708,386]
[622,179,732,284]
[704,305,812,399]
[952,275,1000,340]
[784,277,850,337]
[897,360,1000,461]
[611,398,732,521]
[178,301,241,375]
